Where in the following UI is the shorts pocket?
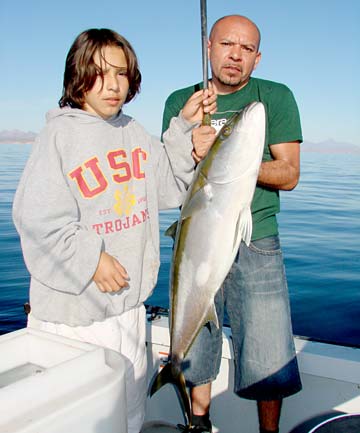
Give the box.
[248,235,281,255]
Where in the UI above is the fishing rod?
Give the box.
[200,0,211,126]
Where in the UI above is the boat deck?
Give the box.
[144,314,360,433]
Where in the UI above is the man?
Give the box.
[162,15,302,433]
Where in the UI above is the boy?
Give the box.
[13,28,216,433]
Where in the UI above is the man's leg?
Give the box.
[182,291,224,432]
[191,383,212,416]
[257,400,282,433]
[225,237,302,433]
[179,383,213,432]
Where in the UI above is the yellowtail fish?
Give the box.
[149,102,266,425]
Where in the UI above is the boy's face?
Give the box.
[83,45,129,119]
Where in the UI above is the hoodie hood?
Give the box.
[46,106,127,127]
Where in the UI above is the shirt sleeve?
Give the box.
[161,87,194,139]
[151,114,196,210]
[267,84,303,145]
[12,129,103,295]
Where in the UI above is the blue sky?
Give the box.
[1,0,359,144]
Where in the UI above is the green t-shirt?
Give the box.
[162,77,302,240]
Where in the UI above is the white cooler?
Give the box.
[0,327,127,433]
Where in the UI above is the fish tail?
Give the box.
[149,362,191,425]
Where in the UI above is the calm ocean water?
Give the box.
[0,144,359,347]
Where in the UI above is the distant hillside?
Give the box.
[1,130,359,154]
[302,139,360,154]
[0,129,37,144]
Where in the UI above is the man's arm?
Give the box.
[257,141,300,191]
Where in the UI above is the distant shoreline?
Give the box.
[1,138,360,155]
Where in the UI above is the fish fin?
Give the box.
[206,301,220,329]
[235,206,253,248]
[165,220,178,240]
[181,184,212,219]
[149,362,191,426]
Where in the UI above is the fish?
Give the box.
[149,101,266,425]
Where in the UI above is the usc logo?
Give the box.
[68,147,147,199]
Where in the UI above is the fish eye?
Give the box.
[222,125,233,137]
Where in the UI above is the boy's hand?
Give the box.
[93,252,129,293]
[181,82,217,124]
[192,125,217,163]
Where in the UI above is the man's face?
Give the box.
[209,17,261,94]
[83,45,130,119]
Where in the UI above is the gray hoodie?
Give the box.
[13,107,195,326]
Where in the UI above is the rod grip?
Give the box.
[202,112,211,126]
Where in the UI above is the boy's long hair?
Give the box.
[59,28,141,108]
